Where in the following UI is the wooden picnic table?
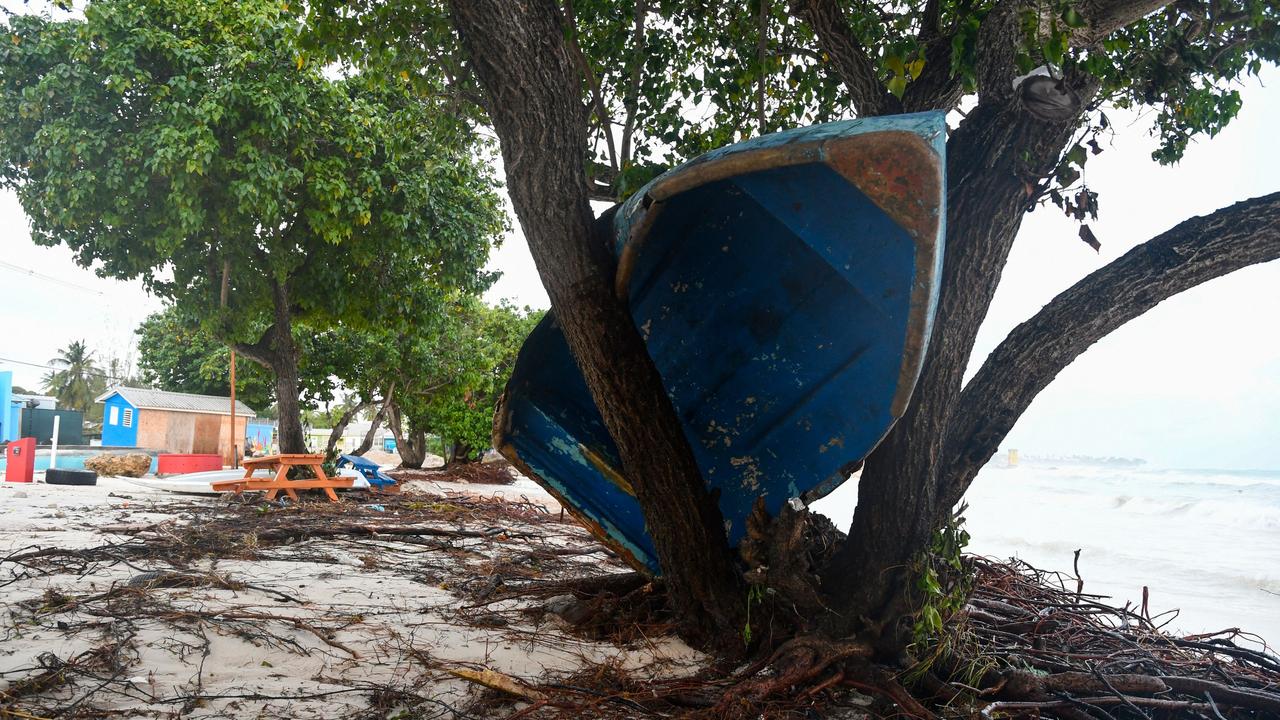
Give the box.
[210,453,352,502]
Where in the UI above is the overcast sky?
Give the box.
[1,67,1276,469]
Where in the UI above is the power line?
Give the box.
[0,355,131,383]
[0,259,107,296]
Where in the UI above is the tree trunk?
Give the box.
[386,400,428,468]
[819,71,1101,652]
[444,440,476,465]
[266,282,308,455]
[233,282,308,455]
[325,399,371,458]
[352,402,387,456]
[450,0,747,646]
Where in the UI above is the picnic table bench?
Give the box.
[210,453,353,502]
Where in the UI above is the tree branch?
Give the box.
[789,0,895,116]
[1075,0,1172,45]
[940,191,1280,505]
[231,325,277,369]
[561,0,617,172]
[757,0,770,133]
[619,0,649,168]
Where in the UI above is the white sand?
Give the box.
[0,475,702,718]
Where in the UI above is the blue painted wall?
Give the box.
[0,371,12,442]
[100,393,139,447]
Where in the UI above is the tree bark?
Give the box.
[267,281,308,455]
[449,0,747,646]
[942,192,1280,503]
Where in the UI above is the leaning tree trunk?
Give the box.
[817,1,1105,651]
[351,402,387,456]
[450,0,747,646]
[821,100,1098,654]
[798,0,1195,657]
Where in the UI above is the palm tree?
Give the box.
[43,340,101,412]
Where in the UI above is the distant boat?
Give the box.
[496,112,947,573]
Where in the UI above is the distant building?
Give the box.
[95,386,256,464]
[306,420,394,455]
[14,393,56,409]
[1,370,62,442]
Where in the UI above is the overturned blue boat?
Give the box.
[495,112,947,573]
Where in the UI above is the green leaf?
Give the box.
[885,53,905,77]
[1065,144,1088,167]
[1061,7,1085,29]
[887,74,907,98]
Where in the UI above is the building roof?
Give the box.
[95,386,257,417]
[11,393,56,408]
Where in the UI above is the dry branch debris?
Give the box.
[2,491,1277,720]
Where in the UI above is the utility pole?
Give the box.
[222,258,237,469]
[230,350,237,468]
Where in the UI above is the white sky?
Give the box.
[1,68,1276,469]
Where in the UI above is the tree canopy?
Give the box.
[419,299,543,463]
[307,0,1277,206]
[318,297,542,467]
[134,305,276,412]
[0,0,507,451]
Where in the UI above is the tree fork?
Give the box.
[819,93,1094,646]
[449,0,747,644]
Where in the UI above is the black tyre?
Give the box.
[45,468,98,486]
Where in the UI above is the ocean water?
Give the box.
[810,462,1280,650]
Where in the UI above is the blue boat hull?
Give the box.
[496,112,947,573]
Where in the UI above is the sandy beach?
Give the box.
[0,474,704,718]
